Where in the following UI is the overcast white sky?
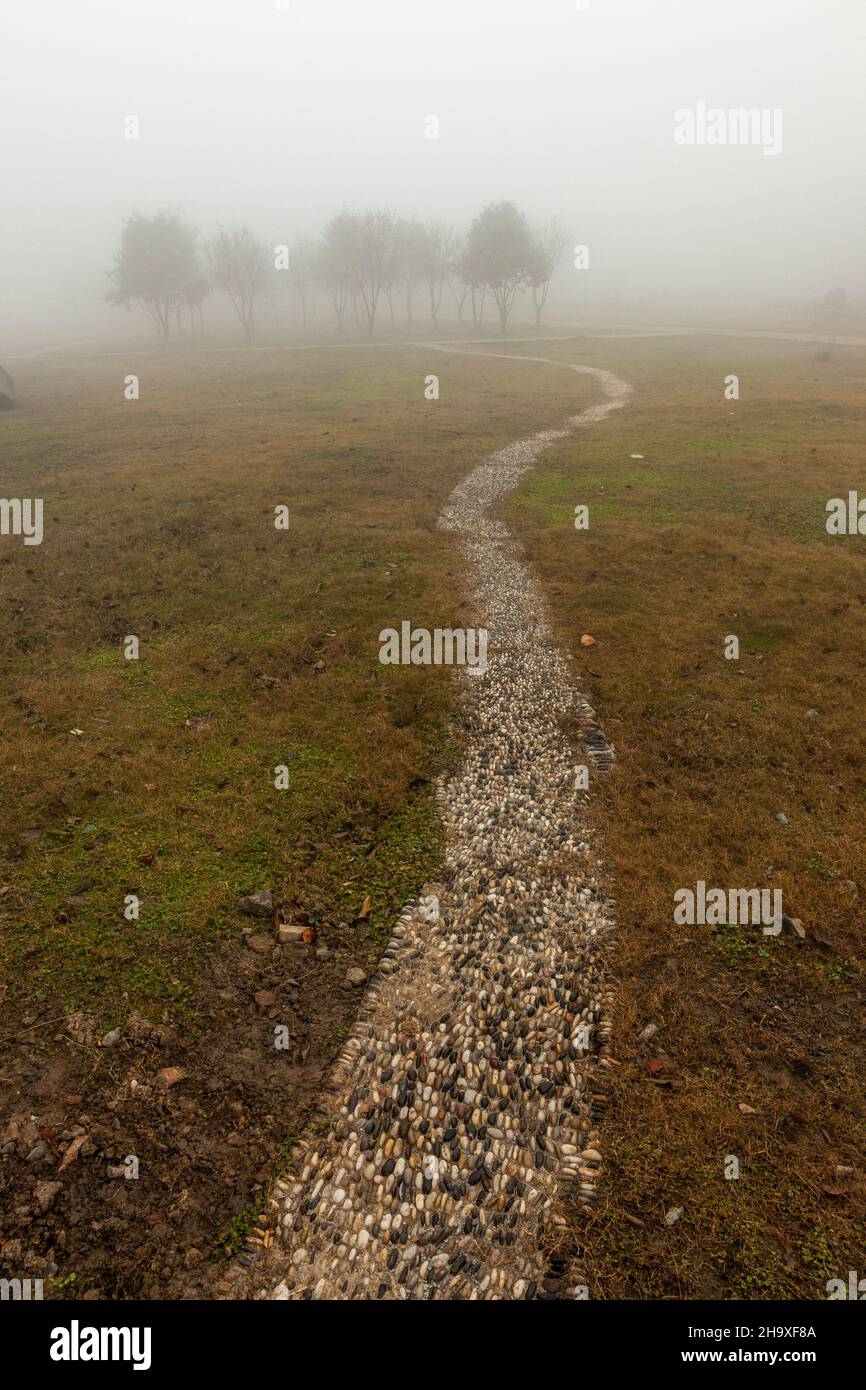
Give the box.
[2,0,865,340]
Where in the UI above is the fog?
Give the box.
[3,0,865,348]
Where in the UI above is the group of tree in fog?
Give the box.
[107,203,571,342]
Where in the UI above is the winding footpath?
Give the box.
[220,353,633,1301]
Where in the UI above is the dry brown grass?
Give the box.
[0,338,600,1296]
[505,332,866,1299]
[0,342,593,1016]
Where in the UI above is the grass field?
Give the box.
[502,332,866,1299]
[1,328,863,1299]
[0,339,595,1296]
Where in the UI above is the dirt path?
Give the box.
[220,356,632,1300]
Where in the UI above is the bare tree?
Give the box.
[419,222,456,332]
[206,225,269,341]
[350,209,396,337]
[455,243,483,327]
[391,218,427,326]
[530,217,570,326]
[447,235,472,325]
[183,272,210,335]
[288,238,317,330]
[317,213,356,332]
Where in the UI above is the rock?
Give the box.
[0,365,16,410]
[157,1066,187,1088]
[775,812,789,824]
[664,1206,683,1226]
[65,1011,95,1045]
[100,1028,121,1048]
[57,1134,87,1172]
[344,967,367,987]
[26,1142,47,1162]
[315,946,332,960]
[782,916,806,940]
[254,989,276,1009]
[276,923,306,944]
[805,708,819,718]
[245,934,273,954]
[842,880,857,893]
[237,890,274,918]
[33,1181,61,1212]
[419,895,440,924]
[638,1022,658,1041]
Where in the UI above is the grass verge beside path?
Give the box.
[506,334,866,1299]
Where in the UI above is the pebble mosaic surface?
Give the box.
[240,356,632,1300]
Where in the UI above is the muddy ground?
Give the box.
[0,902,380,1300]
